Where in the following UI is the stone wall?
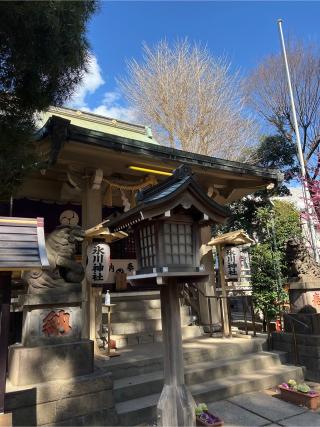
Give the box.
[272,332,320,382]
[5,370,118,426]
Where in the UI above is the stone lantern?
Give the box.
[107,165,229,427]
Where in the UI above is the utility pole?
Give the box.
[277,19,319,262]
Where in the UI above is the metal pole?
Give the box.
[277,19,319,262]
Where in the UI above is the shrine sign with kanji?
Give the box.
[86,242,110,284]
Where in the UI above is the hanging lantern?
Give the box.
[86,242,110,285]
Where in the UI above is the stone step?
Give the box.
[114,351,284,403]
[108,308,162,323]
[110,291,160,302]
[111,319,163,335]
[109,299,161,312]
[108,306,190,323]
[110,314,191,335]
[111,325,203,349]
[116,364,304,426]
[102,338,266,379]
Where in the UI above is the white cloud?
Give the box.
[66,54,137,123]
[91,90,138,123]
[67,54,105,109]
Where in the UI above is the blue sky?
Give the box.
[68,1,320,123]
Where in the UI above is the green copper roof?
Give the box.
[39,106,159,145]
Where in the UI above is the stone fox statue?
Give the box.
[23,226,85,292]
[286,237,320,281]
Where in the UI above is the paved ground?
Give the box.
[206,390,320,426]
[138,389,320,426]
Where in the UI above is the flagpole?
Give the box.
[277,19,319,262]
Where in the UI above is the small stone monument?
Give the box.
[8,225,94,386]
[107,165,229,427]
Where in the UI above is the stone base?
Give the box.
[21,290,82,346]
[157,384,196,427]
[8,340,93,386]
[288,280,320,314]
[5,370,118,426]
[272,332,320,381]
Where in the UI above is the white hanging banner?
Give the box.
[86,242,110,284]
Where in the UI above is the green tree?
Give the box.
[251,200,302,326]
[0,1,98,200]
[218,134,297,238]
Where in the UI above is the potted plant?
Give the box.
[195,403,224,427]
[278,379,320,410]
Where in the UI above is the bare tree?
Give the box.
[245,41,320,180]
[119,40,258,161]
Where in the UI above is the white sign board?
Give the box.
[106,259,137,283]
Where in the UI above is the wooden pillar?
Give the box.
[82,181,102,352]
[0,272,11,414]
[157,282,195,427]
[216,245,231,337]
[198,227,220,329]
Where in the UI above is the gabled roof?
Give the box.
[107,165,230,232]
[36,112,282,186]
[26,109,283,207]
[208,229,254,247]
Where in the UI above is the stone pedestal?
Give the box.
[8,286,94,386]
[157,284,196,427]
[8,340,93,386]
[289,280,320,312]
[285,280,320,334]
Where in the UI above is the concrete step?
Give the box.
[110,300,161,312]
[116,364,304,426]
[109,308,162,322]
[108,306,191,323]
[112,325,203,349]
[114,351,285,403]
[110,314,191,335]
[110,291,160,302]
[111,319,163,335]
[101,337,267,379]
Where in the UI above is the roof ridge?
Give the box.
[48,106,150,136]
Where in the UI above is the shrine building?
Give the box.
[3,106,282,348]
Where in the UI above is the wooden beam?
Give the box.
[217,245,231,337]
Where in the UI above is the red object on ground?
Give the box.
[275,319,282,332]
[110,339,117,349]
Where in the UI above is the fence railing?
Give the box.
[182,282,257,338]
